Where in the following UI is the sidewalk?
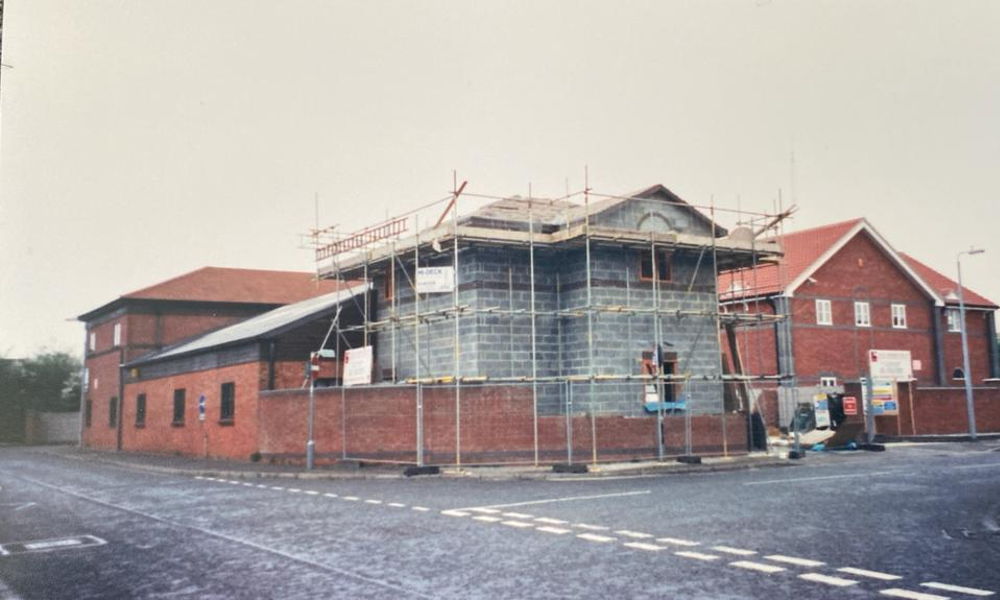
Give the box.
[29,445,797,481]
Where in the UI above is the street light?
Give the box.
[957,247,985,441]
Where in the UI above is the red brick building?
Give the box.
[719,218,999,434]
[78,267,338,450]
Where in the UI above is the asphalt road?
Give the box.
[0,443,998,599]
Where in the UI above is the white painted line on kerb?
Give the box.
[744,472,895,486]
[460,490,651,510]
[837,567,901,581]
[575,523,610,531]
[364,499,382,505]
[536,526,571,535]
[534,517,568,525]
[712,546,756,556]
[615,530,654,539]
[502,512,533,519]
[880,589,950,600]
[473,516,501,523]
[921,582,996,596]
[501,520,535,528]
[411,506,430,512]
[730,561,786,574]
[674,551,720,562]
[624,542,665,552]
[656,537,699,547]
[578,533,616,543]
[799,573,859,587]
[764,554,825,568]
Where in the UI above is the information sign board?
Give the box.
[343,346,373,387]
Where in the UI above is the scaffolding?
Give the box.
[302,175,794,467]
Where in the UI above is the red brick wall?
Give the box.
[882,384,1000,436]
[940,309,994,384]
[81,349,123,450]
[722,301,779,377]
[121,362,261,460]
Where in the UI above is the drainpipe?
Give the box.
[987,312,999,380]
[78,329,89,448]
[117,346,125,451]
[931,304,946,386]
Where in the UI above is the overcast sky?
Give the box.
[1,0,997,358]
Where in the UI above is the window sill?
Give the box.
[218,419,235,427]
[171,421,185,427]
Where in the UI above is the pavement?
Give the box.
[29,444,802,481]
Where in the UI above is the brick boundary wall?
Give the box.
[258,385,748,466]
[877,384,1000,436]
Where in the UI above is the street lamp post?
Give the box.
[957,247,985,441]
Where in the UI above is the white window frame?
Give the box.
[890,304,907,329]
[819,376,838,388]
[815,299,833,325]
[88,331,96,352]
[113,322,122,347]
[854,301,871,327]
[946,308,961,332]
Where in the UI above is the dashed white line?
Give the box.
[256,484,268,489]
[501,520,535,528]
[615,530,654,539]
[470,508,501,514]
[838,567,901,581]
[364,499,382,505]
[473,516,502,523]
[460,490,651,510]
[323,493,339,498]
[270,486,285,491]
[342,496,359,501]
[880,589,950,600]
[577,533,616,543]
[656,537,699,547]
[441,510,470,517]
[624,542,665,552]
[241,482,254,487]
[730,560,786,574]
[764,554,825,568]
[574,523,610,531]
[304,491,319,496]
[287,488,302,494]
[674,551,720,561]
[536,526,571,535]
[712,546,756,556]
[535,517,568,525]
[502,512,534,519]
[921,582,996,596]
[411,506,430,512]
[387,503,406,508]
[744,471,895,486]
[799,573,859,587]
[228,481,241,485]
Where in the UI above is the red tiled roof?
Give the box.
[718,218,864,300]
[899,253,997,308]
[123,267,338,304]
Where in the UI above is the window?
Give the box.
[113,322,122,347]
[172,389,186,425]
[383,272,394,301]
[88,331,96,352]
[854,301,871,327]
[815,299,833,325]
[946,308,961,332]
[952,367,965,381]
[820,376,838,388]
[891,304,907,329]
[108,397,118,427]
[220,382,235,423]
[135,394,146,427]
[639,249,672,282]
[85,399,92,427]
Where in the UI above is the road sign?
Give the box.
[843,396,858,416]
[868,349,913,380]
[198,394,206,421]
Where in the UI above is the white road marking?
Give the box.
[24,539,83,550]
[473,516,502,523]
[578,533,617,543]
[624,542,665,551]
[501,520,535,528]
[744,471,895,486]
[241,482,254,487]
[460,490,651,510]
[323,493,339,498]
[270,486,285,491]
[388,503,406,508]
[712,546,757,556]
[441,510,470,517]
[287,488,302,493]
[730,560,786,574]
[256,484,268,489]
[764,554,825,568]
[228,481,241,485]
[953,462,1000,470]
[470,508,502,514]
[536,526,571,535]
[304,491,319,496]
[921,582,996,596]
[342,496,359,501]
[412,506,430,512]
[799,573,859,587]
[535,517,568,525]
[656,537,700,547]
[615,530,654,539]
[674,551,720,561]
[364,499,382,504]
[194,476,205,480]
[502,512,534,519]
[838,567,902,581]
[880,589,950,600]
[575,523,610,531]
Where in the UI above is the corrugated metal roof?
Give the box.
[130,282,369,364]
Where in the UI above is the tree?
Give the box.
[0,351,82,413]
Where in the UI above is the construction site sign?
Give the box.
[813,394,831,428]
[843,396,858,416]
[868,349,913,380]
[416,266,455,294]
[343,346,373,387]
[863,379,899,416]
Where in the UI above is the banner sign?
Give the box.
[416,267,455,294]
[868,349,913,380]
[813,394,831,428]
[343,346,373,387]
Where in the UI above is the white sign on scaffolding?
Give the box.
[868,349,913,380]
[416,266,455,294]
[343,346,373,387]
